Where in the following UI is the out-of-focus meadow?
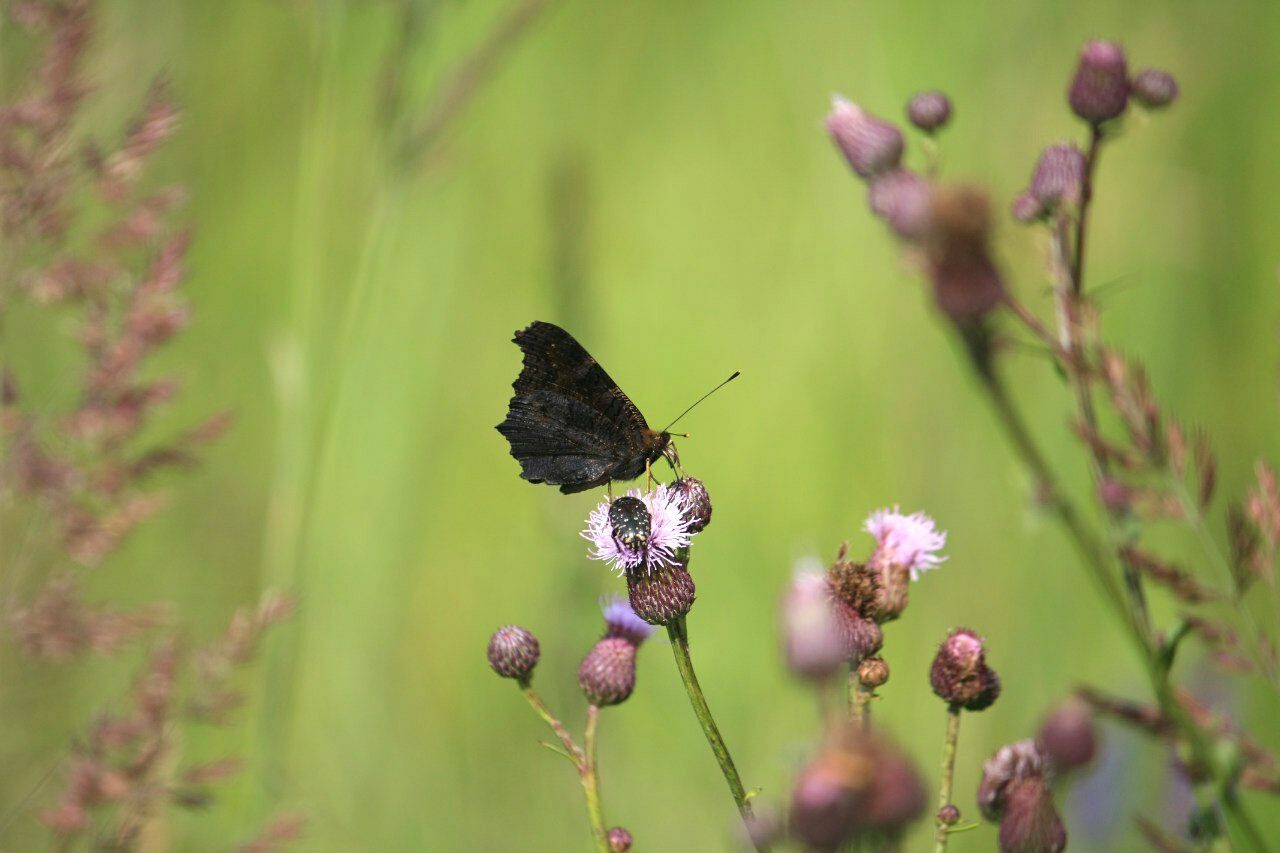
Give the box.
[4,0,1280,849]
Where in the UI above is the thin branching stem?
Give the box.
[932,707,962,853]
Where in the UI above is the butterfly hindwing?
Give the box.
[497,321,661,493]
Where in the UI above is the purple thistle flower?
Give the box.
[864,507,947,580]
[826,96,905,179]
[601,594,655,645]
[1131,69,1179,109]
[583,484,693,575]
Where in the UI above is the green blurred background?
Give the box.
[5,0,1280,849]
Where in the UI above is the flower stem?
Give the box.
[666,615,761,847]
[581,705,609,853]
[847,667,872,728]
[932,707,962,853]
[519,683,610,852]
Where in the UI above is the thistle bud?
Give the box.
[608,496,651,550]
[606,826,633,852]
[827,97,905,179]
[1130,69,1178,109]
[857,656,889,689]
[938,804,961,826]
[978,740,1046,821]
[578,638,637,706]
[487,625,540,682]
[1010,192,1043,223]
[782,567,845,681]
[789,751,861,848]
[868,169,932,239]
[627,563,696,626]
[997,778,1067,853]
[671,477,712,533]
[930,628,1001,711]
[906,90,952,133]
[578,598,653,707]
[1068,40,1129,124]
[1029,143,1085,210]
[1037,698,1097,771]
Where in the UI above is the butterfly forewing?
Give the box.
[496,321,667,494]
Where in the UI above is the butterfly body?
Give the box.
[496,321,673,494]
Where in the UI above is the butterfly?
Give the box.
[496,321,677,494]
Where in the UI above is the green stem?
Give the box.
[847,667,871,728]
[932,707,962,853]
[520,682,583,765]
[666,615,761,848]
[582,705,609,853]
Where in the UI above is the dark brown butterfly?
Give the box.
[496,321,736,494]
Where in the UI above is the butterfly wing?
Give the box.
[497,322,651,493]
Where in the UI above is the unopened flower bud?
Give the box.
[1029,143,1085,210]
[487,625,540,681]
[827,97,905,179]
[868,169,932,239]
[861,746,928,831]
[998,778,1067,853]
[790,752,860,848]
[608,496,651,550]
[606,826,633,852]
[671,477,712,532]
[1037,698,1098,771]
[1068,40,1129,124]
[1130,69,1178,108]
[858,656,890,689]
[1011,192,1044,223]
[978,740,1047,821]
[782,567,845,681]
[930,628,1001,711]
[938,804,961,825]
[906,91,952,133]
[578,598,653,706]
[627,563,696,626]
[578,637,637,706]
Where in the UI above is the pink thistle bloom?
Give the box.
[601,595,655,644]
[864,507,947,580]
[582,484,693,575]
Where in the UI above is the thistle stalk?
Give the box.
[666,614,761,848]
[932,707,962,853]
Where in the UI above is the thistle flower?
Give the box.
[782,563,846,680]
[997,778,1067,853]
[606,827,633,852]
[1037,698,1098,771]
[577,598,652,706]
[831,595,884,663]
[1130,69,1178,109]
[1011,192,1043,223]
[930,627,1001,711]
[857,656,890,689]
[978,739,1048,821]
[789,727,926,847]
[627,562,696,626]
[1068,40,1129,124]
[670,477,712,532]
[906,90,952,133]
[865,507,947,581]
[1028,143,1085,210]
[826,96,905,179]
[583,485,692,575]
[868,169,932,239]
[487,625,541,682]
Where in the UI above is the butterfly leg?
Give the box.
[645,458,653,493]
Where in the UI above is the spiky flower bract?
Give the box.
[864,507,947,580]
[582,484,693,574]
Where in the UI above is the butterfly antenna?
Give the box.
[661,371,740,432]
